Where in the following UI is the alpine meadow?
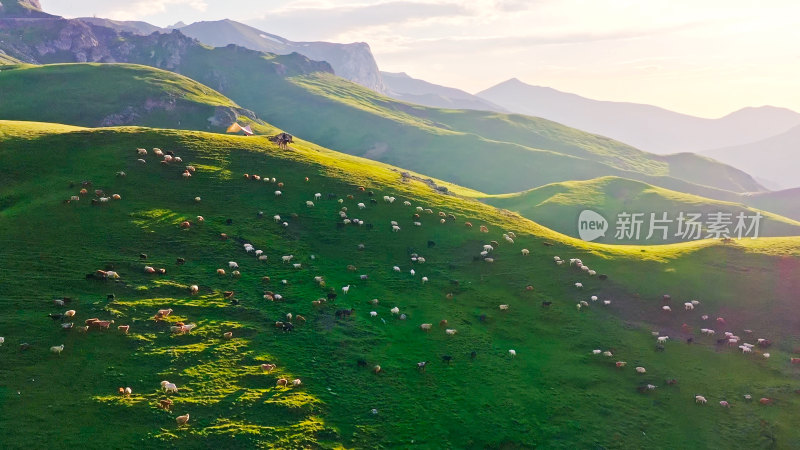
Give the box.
[1,1,799,449]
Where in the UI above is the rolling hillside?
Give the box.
[702,124,800,190]
[382,71,506,112]
[746,188,800,222]
[2,120,800,448]
[0,20,766,196]
[477,78,800,154]
[0,63,265,131]
[481,176,800,244]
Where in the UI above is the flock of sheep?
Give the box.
[7,143,788,432]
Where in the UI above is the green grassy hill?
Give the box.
[214,70,763,195]
[481,176,800,244]
[2,120,800,448]
[0,63,268,132]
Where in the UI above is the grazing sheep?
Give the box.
[118,325,130,334]
[292,379,302,386]
[228,261,239,269]
[445,329,457,335]
[223,332,233,339]
[719,400,730,408]
[370,311,377,317]
[306,201,315,207]
[695,395,707,404]
[420,323,432,331]
[635,367,646,374]
[616,361,627,368]
[509,349,516,357]
[603,351,613,357]
[157,399,173,410]
[373,365,382,374]
[662,306,672,312]
[521,249,529,256]
[391,307,400,315]
[575,283,583,288]
[176,414,190,426]
[499,304,509,311]
[50,344,65,355]
[592,349,602,354]
[275,191,282,197]
[421,276,429,284]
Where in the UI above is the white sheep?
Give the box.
[274,215,281,222]
[275,190,282,197]
[592,349,601,354]
[306,201,315,207]
[421,276,428,284]
[342,285,352,294]
[50,344,65,355]
[635,367,646,374]
[602,300,611,306]
[684,302,694,310]
[445,329,457,335]
[695,395,707,404]
[391,307,400,314]
[393,266,401,272]
[370,311,377,317]
[499,304,509,310]
[358,203,366,209]
[403,201,411,206]
[662,305,672,312]
[314,193,322,200]
[281,255,294,263]
[521,249,529,256]
[392,225,401,232]
[575,283,583,288]
[657,336,669,343]
[509,349,516,357]
[590,296,598,302]
[229,261,239,269]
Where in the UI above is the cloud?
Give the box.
[245,1,469,41]
[106,0,207,21]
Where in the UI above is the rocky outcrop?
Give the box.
[0,0,54,18]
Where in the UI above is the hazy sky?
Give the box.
[42,0,800,118]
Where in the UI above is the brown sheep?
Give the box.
[276,378,288,386]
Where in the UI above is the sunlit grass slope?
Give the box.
[1,121,799,448]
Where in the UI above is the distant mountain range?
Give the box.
[476,78,800,156]
[78,17,385,93]
[702,125,800,189]
[381,71,505,112]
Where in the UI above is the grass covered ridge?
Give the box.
[481,176,800,243]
